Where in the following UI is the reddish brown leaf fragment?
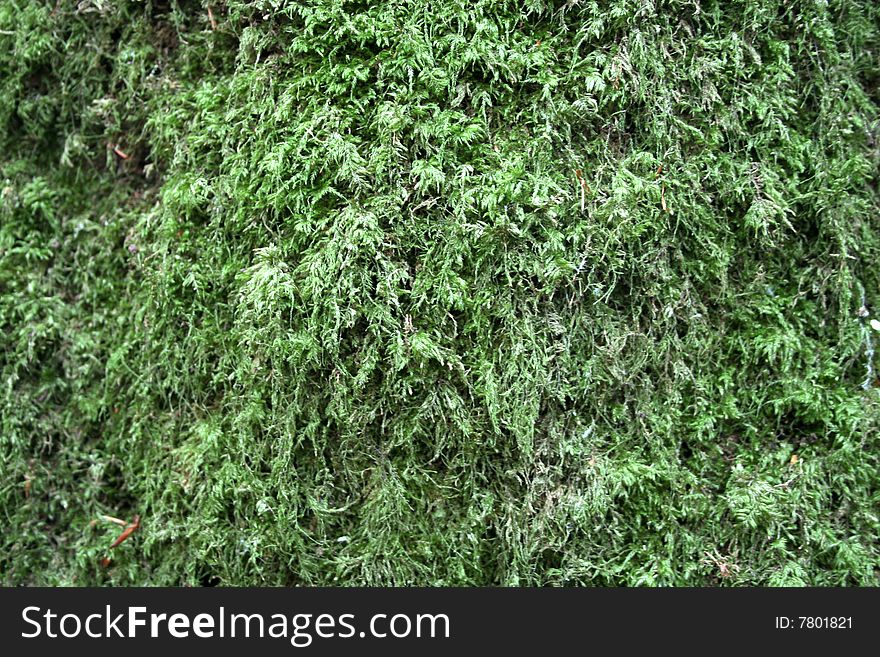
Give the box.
[109,143,129,159]
[109,514,140,549]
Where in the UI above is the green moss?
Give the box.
[1,0,878,586]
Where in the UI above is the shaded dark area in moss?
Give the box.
[1,0,879,585]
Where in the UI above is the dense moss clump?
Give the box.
[1,0,879,586]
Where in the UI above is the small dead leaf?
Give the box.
[109,514,140,549]
[790,454,799,465]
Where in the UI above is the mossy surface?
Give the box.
[1,0,879,585]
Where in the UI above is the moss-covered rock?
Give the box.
[1,0,878,585]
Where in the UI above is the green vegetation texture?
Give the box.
[1,0,879,586]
